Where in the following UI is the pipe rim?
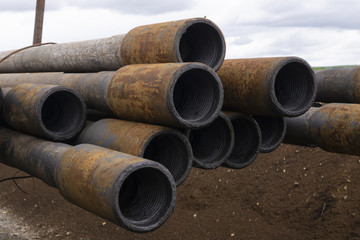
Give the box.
[186,112,234,169]
[37,86,87,141]
[270,57,316,117]
[175,18,226,71]
[168,63,224,128]
[254,115,286,153]
[141,129,193,186]
[223,113,261,169]
[113,161,176,233]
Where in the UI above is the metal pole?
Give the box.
[33,0,45,44]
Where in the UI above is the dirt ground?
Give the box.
[0,143,359,240]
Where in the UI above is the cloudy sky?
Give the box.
[0,0,359,67]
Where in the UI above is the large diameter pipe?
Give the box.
[315,66,360,103]
[185,112,234,169]
[253,116,286,153]
[0,63,223,128]
[222,111,261,169]
[0,127,176,233]
[0,18,225,72]
[217,57,316,117]
[284,104,360,156]
[73,119,193,186]
[2,83,86,141]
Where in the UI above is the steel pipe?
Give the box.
[0,63,223,128]
[315,66,360,103]
[222,111,261,169]
[185,112,234,169]
[253,116,286,153]
[0,127,176,232]
[74,119,193,186]
[2,83,86,141]
[217,57,316,117]
[0,18,225,72]
[284,103,360,156]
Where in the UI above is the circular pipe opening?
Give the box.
[254,116,286,153]
[188,113,234,169]
[41,90,86,141]
[178,21,225,71]
[224,117,261,169]
[143,132,192,186]
[274,61,315,117]
[118,167,175,232]
[172,67,223,128]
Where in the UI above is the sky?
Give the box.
[0,0,359,67]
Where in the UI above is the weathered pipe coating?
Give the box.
[284,104,360,156]
[0,127,176,233]
[222,111,261,169]
[184,112,234,169]
[253,115,286,153]
[0,18,225,72]
[74,118,193,186]
[2,83,86,141]
[0,63,223,128]
[217,57,316,117]
[315,66,360,103]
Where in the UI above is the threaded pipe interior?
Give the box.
[118,167,174,230]
[226,117,260,168]
[172,68,221,127]
[189,115,233,168]
[254,116,285,153]
[41,90,85,140]
[143,133,192,186]
[179,22,225,70]
[274,62,315,116]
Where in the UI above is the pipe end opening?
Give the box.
[254,116,286,153]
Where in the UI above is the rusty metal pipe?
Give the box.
[222,111,261,169]
[2,83,86,141]
[73,119,193,186]
[315,66,360,103]
[0,18,225,72]
[0,63,223,128]
[253,116,286,153]
[217,57,316,117]
[0,127,176,232]
[185,112,234,169]
[284,104,360,155]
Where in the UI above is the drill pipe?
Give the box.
[253,115,286,153]
[217,57,316,117]
[2,83,86,141]
[0,18,225,72]
[0,63,223,128]
[284,104,360,155]
[222,111,261,169]
[315,66,360,103]
[0,126,176,233]
[184,112,234,169]
[73,118,193,186]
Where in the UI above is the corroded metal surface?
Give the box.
[223,111,261,169]
[121,18,226,70]
[107,62,223,128]
[2,83,86,141]
[315,66,360,103]
[0,127,176,233]
[285,104,360,156]
[74,118,193,185]
[185,112,234,169]
[217,57,316,117]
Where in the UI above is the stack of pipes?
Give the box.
[0,18,316,232]
[284,66,360,156]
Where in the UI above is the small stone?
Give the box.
[344,186,348,191]
[294,181,299,187]
[66,232,70,236]
[343,196,348,200]
[193,213,197,218]
[102,222,107,226]
[231,233,235,237]
[283,169,286,173]
[296,150,299,153]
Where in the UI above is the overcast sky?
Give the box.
[0,0,359,67]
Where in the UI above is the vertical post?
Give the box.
[33,0,46,44]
